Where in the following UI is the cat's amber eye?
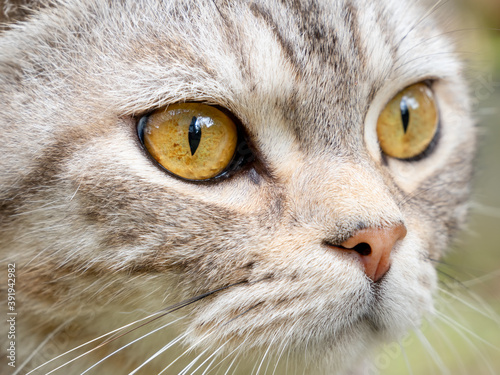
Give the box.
[139,103,238,180]
[376,83,438,159]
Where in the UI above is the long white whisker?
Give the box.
[250,352,261,375]
[25,310,167,375]
[394,51,476,74]
[463,270,500,287]
[285,339,293,375]
[414,328,450,375]
[272,316,302,375]
[435,311,496,375]
[206,341,245,375]
[178,347,212,375]
[437,286,500,324]
[394,28,489,67]
[272,337,289,375]
[227,354,242,375]
[157,325,219,375]
[78,316,185,375]
[13,321,67,375]
[184,301,262,375]
[426,318,467,375]
[398,339,413,375]
[471,202,500,219]
[128,331,187,375]
[190,341,228,374]
[396,0,446,47]
[221,354,238,375]
[256,332,277,375]
[287,314,306,370]
[436,311,500,350]
[201,346,224,375]
[462,289,500,324]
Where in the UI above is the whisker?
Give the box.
[430,255,487,277]
[226,355,242,375]
[127,332,187,375]
[12,321,67,375]
[426,318,468,375]
[394,28,499,67]
[393,51,479,75]
[395,0,448,49]
[274,316,304,375]
[205,304,265,374]
[397,178,470,207]
[272,339,288,375]
[398,340,413,375]
[205,341,245,375]
[434,311,497,374]
[250,352,260,375]
[428,257,465,270]
[437,286,500,324]
[78,317,185,375]
[256,333,276,375]
[458,287,500,325]
[435,267,468,288]
[101,280,249,348]
[178,346,213,375]
[25,311,166,375]
[435,267,500,325]
[202,355,219,375]
[415,328,450,375]
[435,311,499,350]
[471,202,500,219]
[463,270,500,287]
[285,339,293,375]
[28,280,249,374]
[189,340,228,375]
[157,285,268,374]
[157,325,220,375]
[440,282,500,326]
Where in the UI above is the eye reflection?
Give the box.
[139,103,238,180]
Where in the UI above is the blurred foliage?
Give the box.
[493,36,500,74]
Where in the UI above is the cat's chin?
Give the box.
[181,243,436,373]
[182,307,420,375]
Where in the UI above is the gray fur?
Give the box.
[0,0,475,374]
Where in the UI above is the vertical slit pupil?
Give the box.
[188,116,202,156]
[400,97,410,133]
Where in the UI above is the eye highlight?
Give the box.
[139,103,238,180]
[376,83,438,160]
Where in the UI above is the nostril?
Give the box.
[325,223,407,282]
[352,243,371,256]
[324,242,372,256]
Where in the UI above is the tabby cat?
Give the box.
[0,0,476,374]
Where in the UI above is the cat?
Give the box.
[0,0,478,374]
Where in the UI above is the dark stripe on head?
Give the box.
[249,2,303,75]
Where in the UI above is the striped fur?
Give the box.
[0,0,474,374]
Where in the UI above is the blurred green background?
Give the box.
[382,0,500,374]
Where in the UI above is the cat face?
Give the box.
[0,0,475,373]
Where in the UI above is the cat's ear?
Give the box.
[1,0,46,30]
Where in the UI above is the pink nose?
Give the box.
[334,225,407,282]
